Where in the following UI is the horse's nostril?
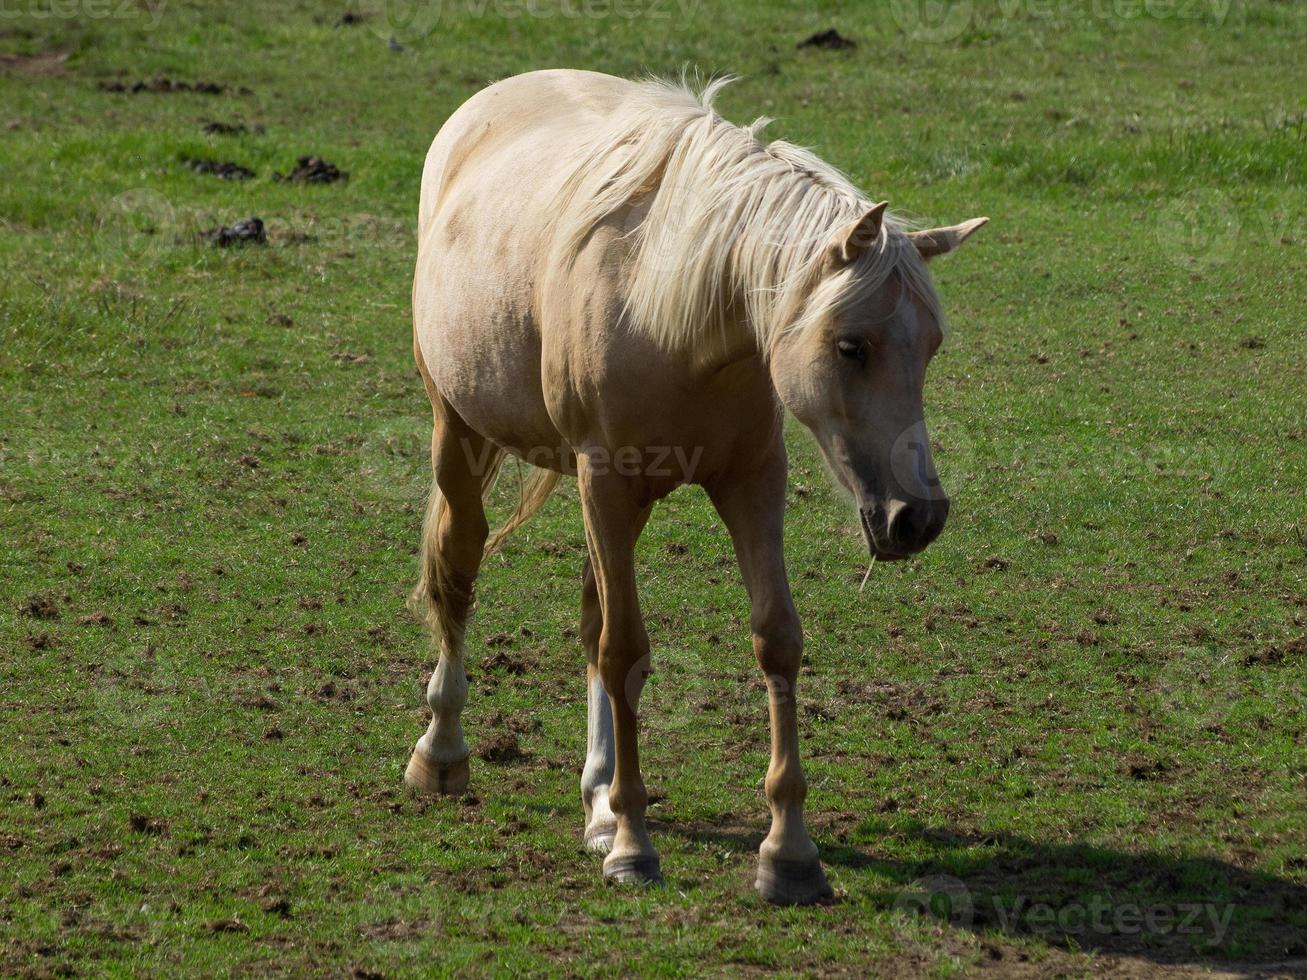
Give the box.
[890,500,947,551]
[891,506,922,548]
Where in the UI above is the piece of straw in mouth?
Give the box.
[859,555,877,594]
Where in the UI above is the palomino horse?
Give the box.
[404,69,986,905]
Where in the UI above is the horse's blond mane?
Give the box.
[552,76,943,352]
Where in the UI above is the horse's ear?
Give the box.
[908,217,989,260]
[830,201,889,266]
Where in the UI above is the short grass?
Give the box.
[2,0,1305,976]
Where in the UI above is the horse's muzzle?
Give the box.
[860,496,950,560]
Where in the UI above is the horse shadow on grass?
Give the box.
[661,818,1307,971]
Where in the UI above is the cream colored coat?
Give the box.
[404,69,985,904]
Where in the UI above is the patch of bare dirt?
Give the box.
[358,916,434,941]
[482,648,538,675]
[275,155,347,183]
[476,733,525,764]
[185,157,254,180]
[202,119,262,135]
[1243,636,1305,667]
[207,917,249,933]
[0,50,69,76]
[18,594,59,619]
[98,77,250,95]
[797,28,856,50]
[128,813,167,836]
[330,350,370,365]
[198,217,266,246]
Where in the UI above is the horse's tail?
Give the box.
[407,449,510,638]
[408,452,561,639]
[483,463,562,559]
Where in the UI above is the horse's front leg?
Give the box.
[709,451,833,905]
[579,504,651,851]
[577,457,661,885]
[579,557,618,851]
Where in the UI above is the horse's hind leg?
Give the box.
[405,393,496,797]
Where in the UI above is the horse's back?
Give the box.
[414,70,635,458]
[418,70,635,234]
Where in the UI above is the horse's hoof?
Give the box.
[404,750,469,796]
[756,857,834,906]
[583,820,617,854]
[603,852,663,886]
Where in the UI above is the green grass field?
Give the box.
[2,0,1305,975]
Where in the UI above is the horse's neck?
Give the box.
[679,313,771,384]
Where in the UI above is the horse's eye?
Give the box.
[836,338,866,362]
